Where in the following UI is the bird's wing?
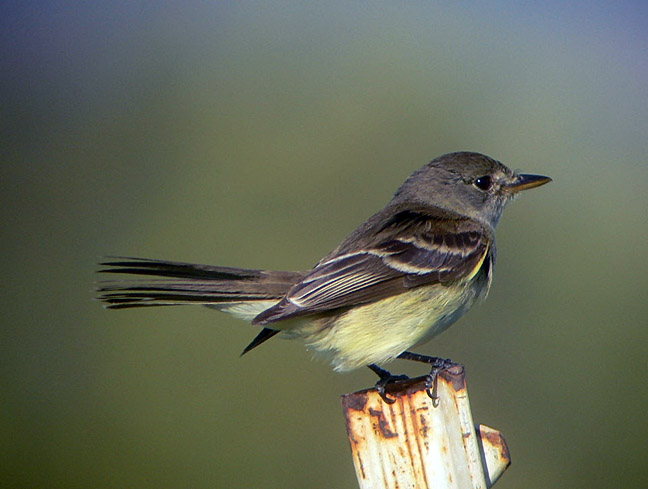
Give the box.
[253,210,490,325]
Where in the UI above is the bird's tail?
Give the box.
[97,257,303,321]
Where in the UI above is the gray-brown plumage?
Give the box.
[98,152,550,372]
[253,206,492,324]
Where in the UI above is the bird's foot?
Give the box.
[422,357,458,407]
[397,352,462,407]
[368,364,409,404]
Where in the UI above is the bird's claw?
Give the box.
[375,374,409,404]
[368,364,408,403]
[423,357,456,407]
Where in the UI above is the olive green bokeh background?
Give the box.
[2,2,647,488]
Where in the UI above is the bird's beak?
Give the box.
[507,173,552,193]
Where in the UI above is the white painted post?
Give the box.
[342,365,510,489]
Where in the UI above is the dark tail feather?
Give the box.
[241,328,281,355]
[97,257,303,309]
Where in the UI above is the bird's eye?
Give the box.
[474,176,492,191]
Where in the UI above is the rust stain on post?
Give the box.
[344,391,368,412]
[341,369,510,489]
[477,424,511,486]
[368,407,399,439]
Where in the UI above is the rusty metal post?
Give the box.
[341,365,510,489]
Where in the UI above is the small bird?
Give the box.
[98,152,550,402]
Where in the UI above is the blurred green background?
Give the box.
[2,2,647,488]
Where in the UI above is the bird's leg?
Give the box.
[397,351,461,407]
[368,364,409,404]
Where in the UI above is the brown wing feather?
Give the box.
[253,208,490,325]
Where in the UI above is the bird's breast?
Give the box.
[292,273,488,372]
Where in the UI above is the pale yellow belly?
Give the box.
[290,279,484,372]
